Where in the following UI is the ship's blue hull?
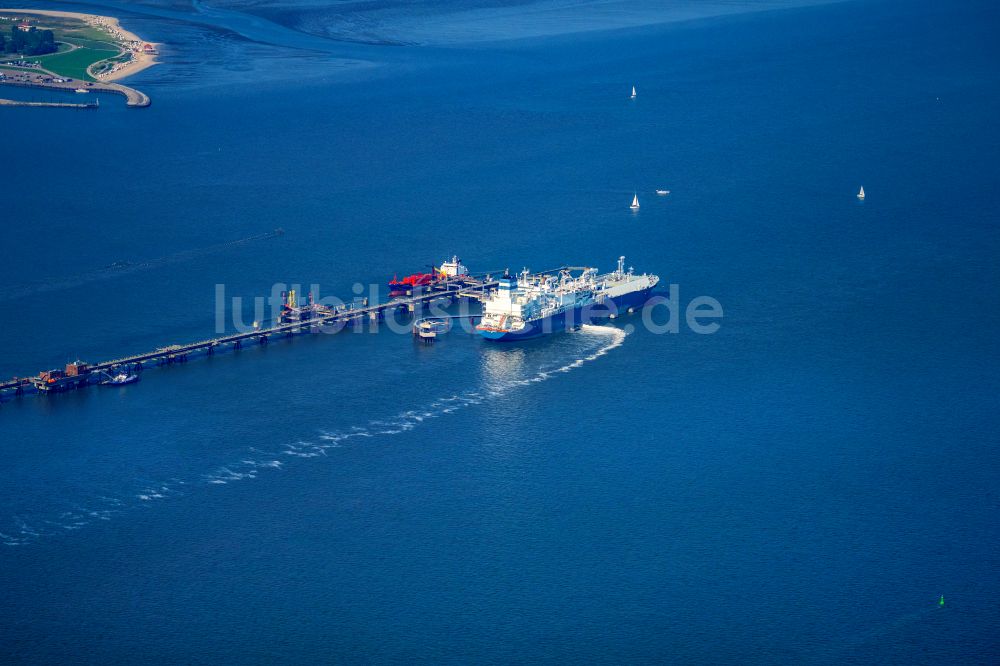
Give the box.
[477,286,655,341]
[477,303,585,341]
[603,286,655,314]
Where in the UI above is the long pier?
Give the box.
[0,97,98,109]
[0,279,496,400]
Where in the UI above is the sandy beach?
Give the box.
[0,8,159,81]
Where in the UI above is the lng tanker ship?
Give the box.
[592,256,660,315]
[476,256,658,341]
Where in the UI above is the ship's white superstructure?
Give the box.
[476,257,658,340]
[438,256,469,278]
[477,269,594,339]
[592,256,659,310]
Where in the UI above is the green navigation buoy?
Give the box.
[939,595,945,607]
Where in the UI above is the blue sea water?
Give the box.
[1,0,999,662]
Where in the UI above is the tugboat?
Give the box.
[101,370,140,386]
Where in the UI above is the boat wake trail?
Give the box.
[837,604,940,657]
[0,229,283,303]
[282,324,626,459]
[0,326,626,547]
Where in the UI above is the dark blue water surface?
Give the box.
[2,0,999,662]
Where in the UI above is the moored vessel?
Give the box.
[437,256,469,279]
[476,257,658,341]
[591,256,660,317]
[388,271,435,292]
[389,256,470,293]
[476,270,594,341]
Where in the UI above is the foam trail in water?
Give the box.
[0,326,626,546]
[271,325,627,459]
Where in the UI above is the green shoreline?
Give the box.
[0,10,154,82]
[0,10,154,106]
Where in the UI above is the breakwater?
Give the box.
[0,76,150,107]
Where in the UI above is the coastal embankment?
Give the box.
[0,73,149,106]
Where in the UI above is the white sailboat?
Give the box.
[630,193,640,210]
[857,186,865,200]
[630,85,637,99]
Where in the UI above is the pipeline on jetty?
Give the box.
[0,279,497,401]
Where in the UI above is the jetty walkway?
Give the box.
[0,97,97,108]
[0,279,496,400]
